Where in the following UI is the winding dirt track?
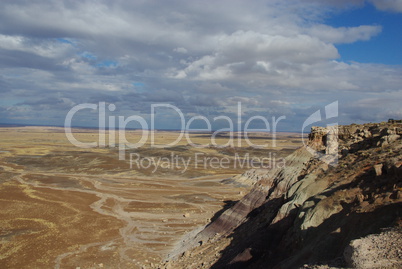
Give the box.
[3,168,246,269]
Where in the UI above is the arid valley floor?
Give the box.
[0,127,303,268]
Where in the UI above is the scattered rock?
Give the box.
[344,228,402,269]
[374,163,383,176]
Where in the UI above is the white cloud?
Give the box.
[308,25,382,44]
[369,0,402,12]
[174,47,188,54]
[0,35,24,50]
[216,31,339,62]
[170,31,340,81]
[0,34,73,58]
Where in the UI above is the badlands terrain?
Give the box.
[164,121,402,269]
[0,127,302,268]
[1,122,401,269]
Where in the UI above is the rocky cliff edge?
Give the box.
[162,121,402,269]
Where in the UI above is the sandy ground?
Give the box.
[0,127,302,268]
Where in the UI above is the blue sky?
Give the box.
[0,0,401,131]
[328,3,402,64]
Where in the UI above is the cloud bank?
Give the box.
[0,0,401,131]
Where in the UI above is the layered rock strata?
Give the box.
[162,121,402,269]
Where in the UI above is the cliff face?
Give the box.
[163,122,402,269]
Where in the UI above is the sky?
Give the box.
[0,0,401,132]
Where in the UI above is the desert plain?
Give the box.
[0,126,302,268]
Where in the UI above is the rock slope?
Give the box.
[162,121,402,269]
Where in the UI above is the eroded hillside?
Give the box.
[163,122,402,269]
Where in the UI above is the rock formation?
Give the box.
[161,121,402,269]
